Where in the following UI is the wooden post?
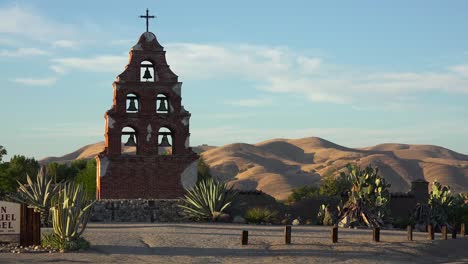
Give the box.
[241,230,248,245]
[407,225,413,241]
[20,204,41,246]
[284,225,291,244]
[451,224,457,239]
[441,225,447,240]
[373,227,380,242]
[331,226,338,243]
[461,223,466,237]
[427,224,434,240]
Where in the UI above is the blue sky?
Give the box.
[1,1,468,161]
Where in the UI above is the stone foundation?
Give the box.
[90,199,186,222]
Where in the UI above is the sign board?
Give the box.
[0,201,21,234]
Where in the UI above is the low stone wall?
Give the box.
[90,199,186,222]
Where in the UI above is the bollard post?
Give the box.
[441,225,447,240]
[407,225,413,241]
[451,224,457,239]
[461,223,466,237]
[373,227,380,242]
[241,230,248,245]
[428,224,434,240]
[331,225,338,243]
[284,225,291,244]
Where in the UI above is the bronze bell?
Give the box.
[142,67,152,81]
[125,134,137,146]
[159,134,171,147]
[157,100,168,112]
[127,98,138,112]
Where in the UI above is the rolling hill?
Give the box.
[40,137,468,200]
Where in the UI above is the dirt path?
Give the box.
[0,223,467,263]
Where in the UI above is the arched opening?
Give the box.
[140,60,156,82]
[156,94,169,114]
[158,127,173,155]
[121,127,137,155]
[126,93,139,113]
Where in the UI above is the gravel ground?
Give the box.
[0,223,467,264]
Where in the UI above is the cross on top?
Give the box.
[140,8,155,32]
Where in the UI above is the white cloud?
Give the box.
[53,40,79,48]
[450,64,468,78]
[0,5,76,41]
[50,55,127,73]
[0,47,49,57]
[225,98,273,107]
[12,77,57,86]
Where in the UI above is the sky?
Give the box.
[1,0,468,161]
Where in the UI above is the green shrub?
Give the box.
[338,164,391,227]
[42,234,89,252]
[179,178,236,221]
[244,207,277,224]
[46,181,95,252]
[9,167,58,226]
[287,185,321,203]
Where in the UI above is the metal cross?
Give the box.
[140,8,155,32]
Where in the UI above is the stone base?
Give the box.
[91,199,186,222]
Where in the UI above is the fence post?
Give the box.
[407,225,413,241]
[441,225,447,240]
[241,230,248,245]
[284,225,291,244]
[451,224,457,239]
[20,204,41,246]
[331,225,338,243]
[373,227,380,242]
[427,224,434,240]
[461,223,466,237]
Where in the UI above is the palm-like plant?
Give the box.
[179,177,237,221]
[338,164,391,227]
[9,166,58,226]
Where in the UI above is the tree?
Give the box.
[0,155,39,196]
[197,157,212,182]
[74,159,97,199]
[0,145,6,162]
[319,172,352,197]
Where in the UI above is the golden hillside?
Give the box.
[40,137,468,200]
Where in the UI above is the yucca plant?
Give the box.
[338,164,391,227]
[179,177,237,221]
[9,166,58,226]
[43,181,95,252]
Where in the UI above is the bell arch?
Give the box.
[156,94,169,114]
[121,126,137,155]
[126,93,139,113]
[158,126,173,155]
[140,60,157,82]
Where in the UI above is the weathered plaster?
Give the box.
[108,117,116,129]
[185,136,190,148]
[181,160,199,190]
[171,83,181,96]
[99,157,109,177]
[144,32,156,42]
[181,116,189,126]
[146,124,153,142]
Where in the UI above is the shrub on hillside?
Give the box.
[244,207,278,224]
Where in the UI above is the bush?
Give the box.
[179,178,236,221]
[46,181,95,252]
[244,207,278,224]
[287,186,321,203]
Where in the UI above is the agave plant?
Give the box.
[179,177,237,221]
[9,166,58,226]
[338,164,391,227]
[44,181,95,252]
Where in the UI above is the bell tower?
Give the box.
[96,10,199,199]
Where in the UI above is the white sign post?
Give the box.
[0,201,21,242]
